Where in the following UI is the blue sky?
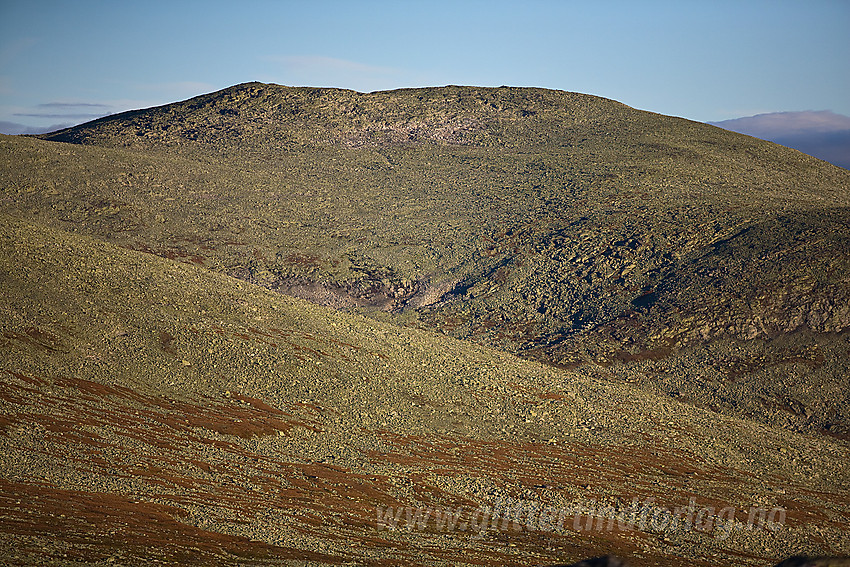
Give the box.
[1,0,848,133]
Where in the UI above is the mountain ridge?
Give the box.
[2,82,850,563]
[38,81,633,150]
[12,83,850,441]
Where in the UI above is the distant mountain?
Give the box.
[0,120,74,135]
[711,111,850,170]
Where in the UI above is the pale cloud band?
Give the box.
[262,55,410,92]
[270,55,399,76]
[711,111,850,170]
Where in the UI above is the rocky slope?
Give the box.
[5,82,849,440]
[1,214,848,565]
[1,82,850,564]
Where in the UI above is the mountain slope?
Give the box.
[1,214,849,565]
[711,111,850,170]
[5,82,849,440]
[3,82,850,565]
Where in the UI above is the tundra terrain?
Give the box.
[1,83,849,565]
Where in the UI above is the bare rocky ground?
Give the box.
[1,84,850,564]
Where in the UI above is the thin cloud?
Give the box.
[13,101,114,120]
[15,112,108,119]
[265,55,405,92]
[131,81,216,97]
[273,55,398,75]
[37,102,111,109]
[108,82,217,112]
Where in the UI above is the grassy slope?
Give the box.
[3,83,849,439]
[1,214,849,566]
[2,83,850,564]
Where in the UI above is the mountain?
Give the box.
[2,82,850,564]
[20,83,850,439]
[0,121,76,136]
[711,111,850,170]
